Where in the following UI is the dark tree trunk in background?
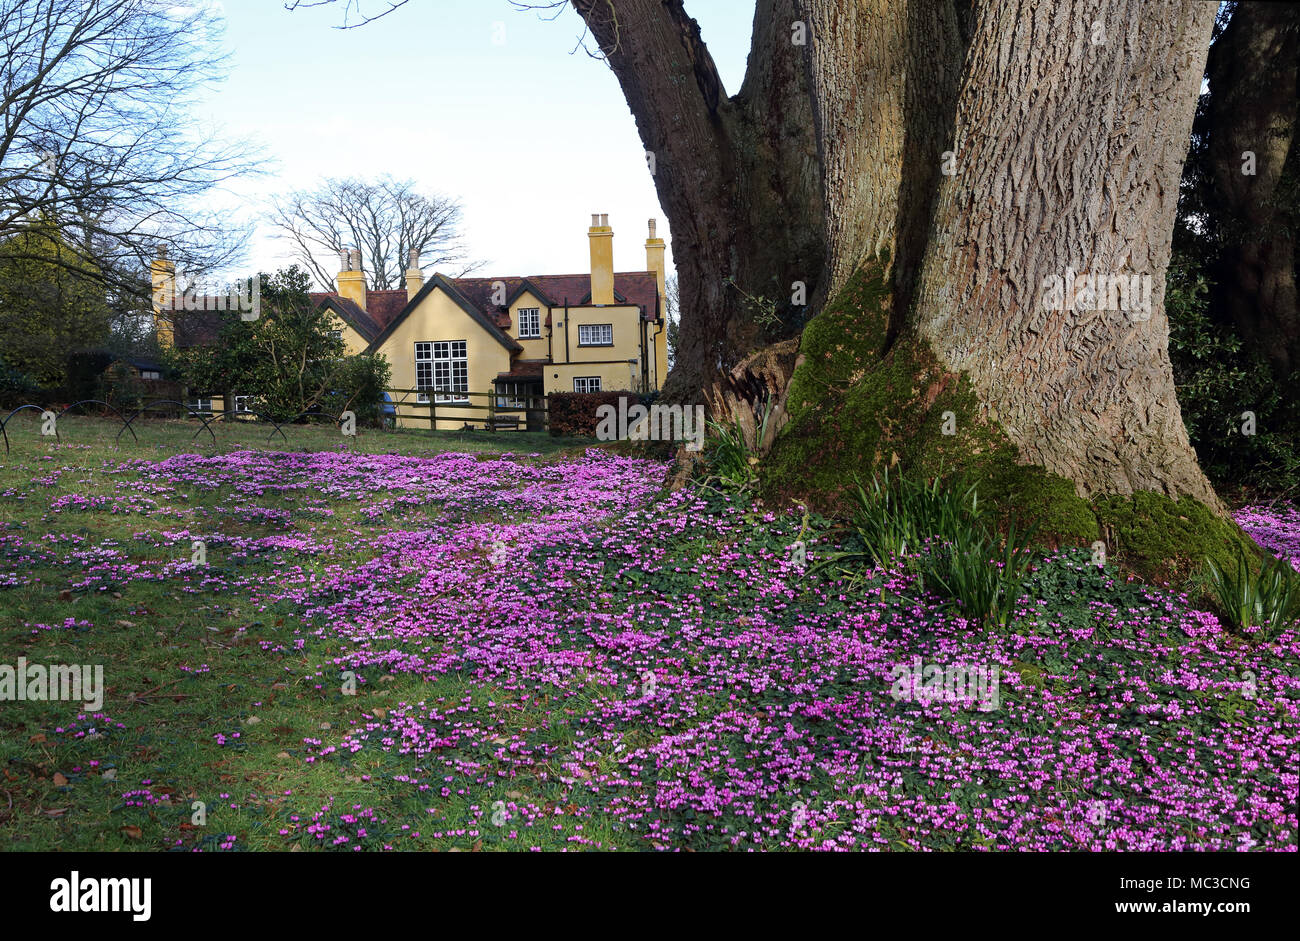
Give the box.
[1205,2,1300,385]
[571,0,825,424]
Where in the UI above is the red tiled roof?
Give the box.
[310,293,385,341]
[366,290,408,329]
[170,308,224,348]
[450,272,662,323]
[496,360,546,381]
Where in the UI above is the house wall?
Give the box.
[539,303,643,394]
[374,287,513,429]
[323,311,371,356]
[509,291,551,360]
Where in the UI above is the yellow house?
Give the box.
[359,214,669,430]
[150,216,670,429]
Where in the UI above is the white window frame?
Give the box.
[577,323,613,346]
[187,398,213,414]
[415,340,468,404]
[140,370,161,381]
[495,382,531,409]
[233,395,254,414]
[415,341,433,402]
[573,376,602,393]
[517,307,541,339]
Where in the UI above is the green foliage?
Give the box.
[0,363,41,408]
[64,350,116,402]
[915,515,1040,630]
[1167,252,1300,497]
[322,354,392,427]
[168,266,390,423]
[701,396,776,493]
[245,267,347,421]
[834,466,984,570]
[0,220,113,388]
[1024,548,1153,613]
[704,418,760,492]
[723,276,780,332]
[1205,548,1300,640]
[815,465,1041,628]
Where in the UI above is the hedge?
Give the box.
[548,390,657,437]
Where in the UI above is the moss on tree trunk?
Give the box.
[762,260,1260,584]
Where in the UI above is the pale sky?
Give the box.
[194,0,756,288]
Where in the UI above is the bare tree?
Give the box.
[0,0,259,295]
[267,176,480,290]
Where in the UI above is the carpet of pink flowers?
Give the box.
[4,447,1297,851]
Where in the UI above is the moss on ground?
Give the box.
[760,256,1259,585]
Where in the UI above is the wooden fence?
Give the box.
[385,388,548,432]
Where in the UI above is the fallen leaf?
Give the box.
[28,733,45,744]
[58,590,72,601]
[471,840,483,852]
[119,825,143,840]
[52,772,68,787]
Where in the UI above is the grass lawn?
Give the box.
[0,413,1296,851]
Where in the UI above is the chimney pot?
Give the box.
[591,213,600,227]
[600,213,609,226]
[156,243,168,260]
[407,248,420,270]
[348,248,360,270]
[338,250,350,272]
[647,219,656,239]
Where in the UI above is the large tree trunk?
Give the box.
[906,0,1221,507]
[1205,2,1300,385]
[577,0,1224,518]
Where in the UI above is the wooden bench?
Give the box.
[485,415,521,432]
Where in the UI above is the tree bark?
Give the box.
[571,0,825,414]
[805,0,964,319]
[909,0,1221,506]
[1205,1,1300,384]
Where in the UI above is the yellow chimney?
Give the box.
[588,213,614,305]
[645,218,667,319]
[336,248,367,311]
[151,244,176,348]
[405,248,423,296]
